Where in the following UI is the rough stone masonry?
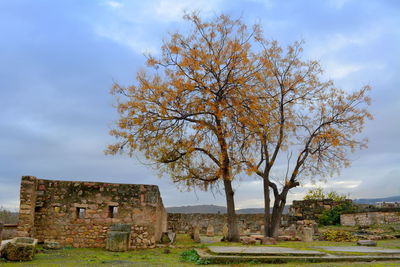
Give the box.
[16,176,167,249]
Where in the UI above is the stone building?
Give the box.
[16,176,167,248]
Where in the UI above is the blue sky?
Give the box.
[1,0,399,210]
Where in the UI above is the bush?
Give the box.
[180,249,210,265]
[318,203,355,226]
[304,187,348,201]
[323,230,356,242]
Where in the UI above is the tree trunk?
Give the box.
[270,197,281,238]
[223,179,240,242]
[263,177,271,237]
[270,189,289,238]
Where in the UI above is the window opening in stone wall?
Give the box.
[76,208,86,219]
[109,206,118,218]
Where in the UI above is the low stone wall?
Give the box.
[340,211,400,226]
[168,213,265,235]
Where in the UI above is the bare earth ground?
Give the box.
[1,234,400,267]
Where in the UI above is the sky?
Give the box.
[0,0,399,210]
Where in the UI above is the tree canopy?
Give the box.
[107,13,372,240]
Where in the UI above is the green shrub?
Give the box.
[323,230,356,242]
[180,249,210,265]
[318,203,355,226]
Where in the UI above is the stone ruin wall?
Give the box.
[168,213,268,235]
[288,199,353,224]
[16,176,167,248]
[341,211,400,226]
[290,199,400,226]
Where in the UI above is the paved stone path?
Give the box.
[209,246,325,256]
[198,246,400,264]
[313,246,400,254]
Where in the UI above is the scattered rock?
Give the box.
[367,235,382,240]
[192,225,201,243]
[260,225,265,235]
[2,237,38,261]
[301,227,313,242]
[357,240,377,246]
[167,232,176,244]
[160,231,176,244]
[222,224,229,239]
[206,225,214,237]
[261,237,277,245]
[250,234,264,240]
[283,225,297,238]
[43,241,61,250]
[277,235,301,241]
[382,234,396,240]
[241,236,256,245]
[277,235,292,241]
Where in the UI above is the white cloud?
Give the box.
[94,24,159,55]
[155,0,223,22]
[92,0,225,54]
[106,1,122,8]
[325,62,363,79]
[307,26,384,61]
[301,179,362,190]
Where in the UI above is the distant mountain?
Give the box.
[166,205,289,214]
[166,205,227,214]
[236,208,264,214]
[353,195,400,205]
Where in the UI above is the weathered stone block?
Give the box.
[261,237,277,245]
[206,225,214,237]
[192,225,201,243]
[106,231,130,252]
[301,227,313,242]
[2,237,38,261]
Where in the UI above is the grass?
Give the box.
[0,234,399,266]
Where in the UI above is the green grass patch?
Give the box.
[0,234,399,266]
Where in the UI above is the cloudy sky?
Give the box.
[1,0,399,210]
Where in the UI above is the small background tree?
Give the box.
[304,187,348,201]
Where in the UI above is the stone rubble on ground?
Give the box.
[1,237,38,261]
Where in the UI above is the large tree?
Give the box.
[106,14,263,242]
[241,40,372,237]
